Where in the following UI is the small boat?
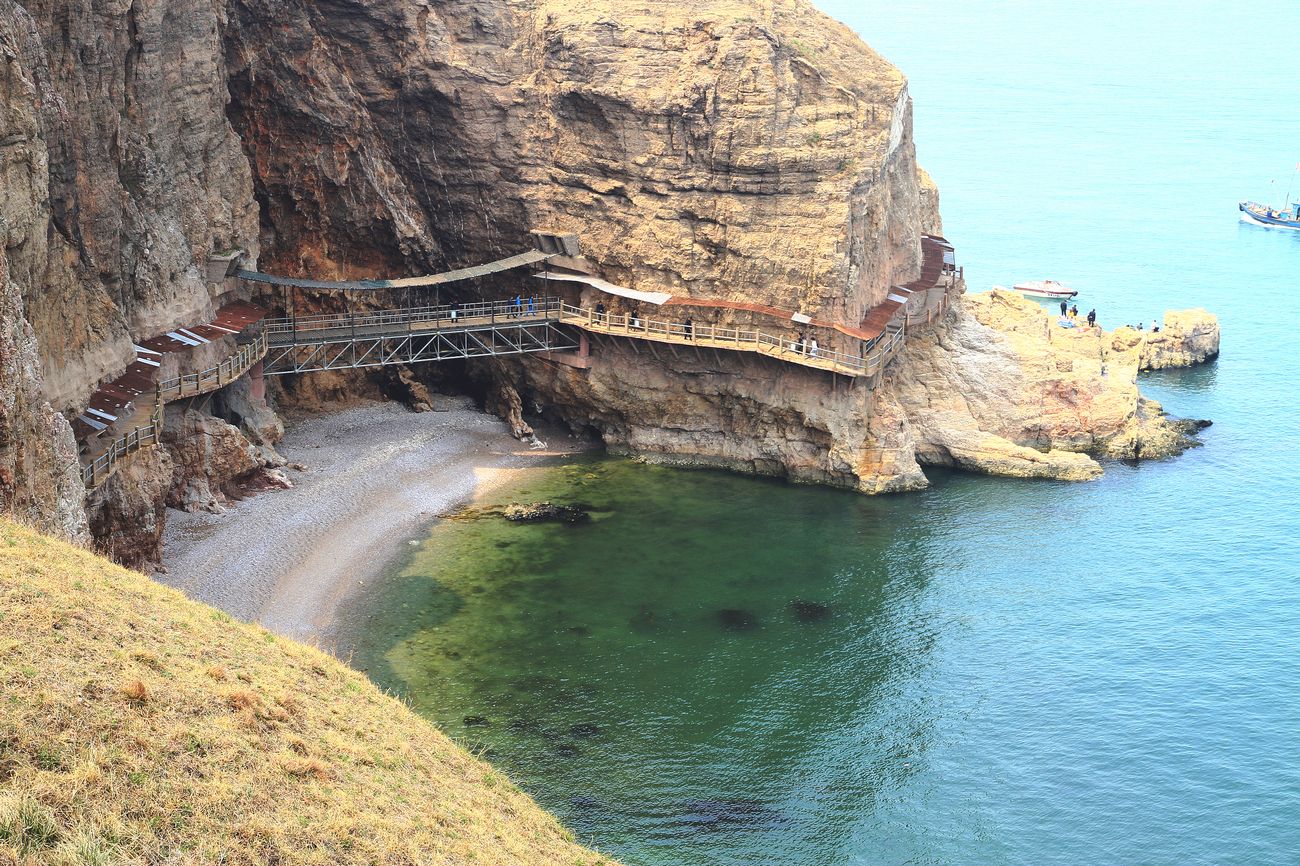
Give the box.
[1239,200,1300,230]
[1006,279,1078,300]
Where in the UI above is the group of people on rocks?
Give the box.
[1058,300,1160,333]
[1059,300,1097,328]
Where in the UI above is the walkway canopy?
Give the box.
[533,271,673,305]
[236,250,553,291]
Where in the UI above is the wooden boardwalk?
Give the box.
[80,304,270,489]
[555,304,904,378]
[79,236,959,489]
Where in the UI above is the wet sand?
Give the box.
[158,399,586,644]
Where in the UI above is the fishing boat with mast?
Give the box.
[1240,163,1300,230]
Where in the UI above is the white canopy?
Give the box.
[533,271,673,306]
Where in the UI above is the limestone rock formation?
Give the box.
[3,0,269,559]
[1109,309,1221,371]
[163,408,290,515]
[886,290,1210,482]
[1,0,258,407]
[2,0,1222,565]
[86,447,173,568]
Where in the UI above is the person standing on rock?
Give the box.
[1087,309,1097,328]
[1151,319,1160,333]
[1060,300,1068,316]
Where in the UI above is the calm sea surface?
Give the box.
[345,3,1300,862]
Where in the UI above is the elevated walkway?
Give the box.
[79,303,269,489]
[261,299,577,375]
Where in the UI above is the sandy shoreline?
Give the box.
[157,399,586,644]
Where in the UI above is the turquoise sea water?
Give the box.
[346,3,1300,863]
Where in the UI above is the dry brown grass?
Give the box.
[0,519,615,865]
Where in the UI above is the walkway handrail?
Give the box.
[157,331,269,401]
[263,297,563,336]
[260,294,919,378]
[83,332,269,489]
[81,402,163,488]
[556,302,904,378]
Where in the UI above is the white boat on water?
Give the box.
[1002,279,1078,300]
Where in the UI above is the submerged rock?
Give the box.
[569,723,600,738]
[502,501,591,524]
[462,715,490,727]
[790,600,831,622]
[678,798,788,830]
[716,608,759,631]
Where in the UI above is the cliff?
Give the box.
[0,518,613,865]
[227,0,922,321]
[1,0,1217,562]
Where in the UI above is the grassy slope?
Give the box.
[0,520,613,866]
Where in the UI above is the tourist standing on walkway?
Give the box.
[527,295,536,315]
[809,337,819,358]
[631,305,642,329]
[684,318,694,339]
[512,294,522,318]
[595,302,606,324]
[450,301,460,322]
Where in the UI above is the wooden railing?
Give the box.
[81,402,164,489]
[82,332,269,489]
[158,332,268,401]
[556,302,904,378]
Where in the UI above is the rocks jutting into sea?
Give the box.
[503,502,592,524]
[876,290,1220,485]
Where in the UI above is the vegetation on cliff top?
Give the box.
[0,519,612,865]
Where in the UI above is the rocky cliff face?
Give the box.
[226,0,922,320]
[2,0,266,558]
[2,0,258,406]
